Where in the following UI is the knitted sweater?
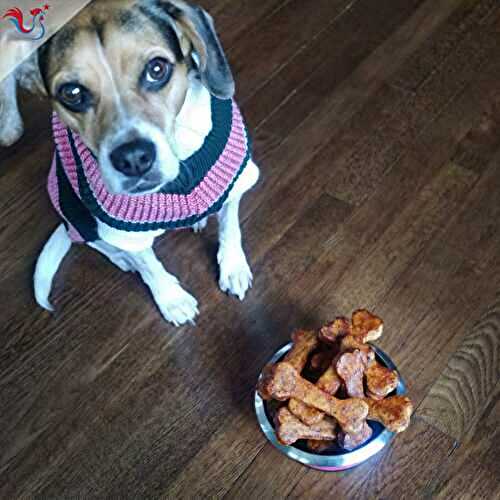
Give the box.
[48,96,252,243]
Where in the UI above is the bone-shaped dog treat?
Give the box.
[366,362,399,399]
[340,335,375,364]
[336,350,366,399]
[258,331,318,403]
[284,330,319,371]
[338,421,373,451]
[288,364,342,425]
[351,309,383,342]
[364,396,413,433]
[260,362,368,433]
[289,398,324,425]
[319,317,351,343]
[257,364,278,400]
[275,407,337,446]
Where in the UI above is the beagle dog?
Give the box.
[0,0,260,326]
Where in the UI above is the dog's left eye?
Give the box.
[142,57,173,91]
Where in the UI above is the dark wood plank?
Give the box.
[431,383,500,499]
[390,0,499,92]
[242,0,424,131]
[318,14,500,205]
[226,0,356,100]
[211,0,290,51]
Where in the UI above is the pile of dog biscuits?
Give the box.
[257,310,413,452]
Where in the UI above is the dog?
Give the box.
[0,0,260,326]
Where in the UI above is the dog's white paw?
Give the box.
[218,246,253,301]
[154,284,199,326]
[191,218,208,233]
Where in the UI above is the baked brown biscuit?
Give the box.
[336,350,366,399]
[285,329,329,425]
[319,317,351,343]
[351,309,383,342]
[256,364,277,400]
[288,363,342,425]
[284,330,319,371]
[338,421,373,451]
[275,407,337,446]
[366,362,399,398]
[340,335,375,364]
[364,396,413,433]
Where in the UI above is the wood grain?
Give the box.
[418,261,500,438]
[432,383,500,500]
[1,0,500,497]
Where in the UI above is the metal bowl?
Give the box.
[254,343,407,471]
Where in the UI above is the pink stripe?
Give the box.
[195,186,211,212]
[211,167,233,185]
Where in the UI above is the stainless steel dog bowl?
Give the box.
[255,343,407,471]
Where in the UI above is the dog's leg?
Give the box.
[0,72,24,147]
[217,197,253,301]
[217,160,259,300]
[88,240,135,272]
[128,248,199,326]
[90,241,198,326]
[34,224,72,311]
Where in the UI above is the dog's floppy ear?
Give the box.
[161,1,235,99]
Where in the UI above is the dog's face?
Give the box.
[37,0,234,194]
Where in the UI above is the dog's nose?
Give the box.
[110,139,156,177]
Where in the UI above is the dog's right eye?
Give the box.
[57,83,93,113]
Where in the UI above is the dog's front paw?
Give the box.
[154,284,199,326]
[218,246,253,301]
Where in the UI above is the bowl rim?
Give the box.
[254,343,407,469]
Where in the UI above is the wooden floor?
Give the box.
[1,0,500,497]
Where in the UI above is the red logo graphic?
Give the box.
[3,4,50,40]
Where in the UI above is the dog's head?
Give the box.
[2,0,234,195]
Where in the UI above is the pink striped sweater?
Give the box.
[48,96,252,243]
